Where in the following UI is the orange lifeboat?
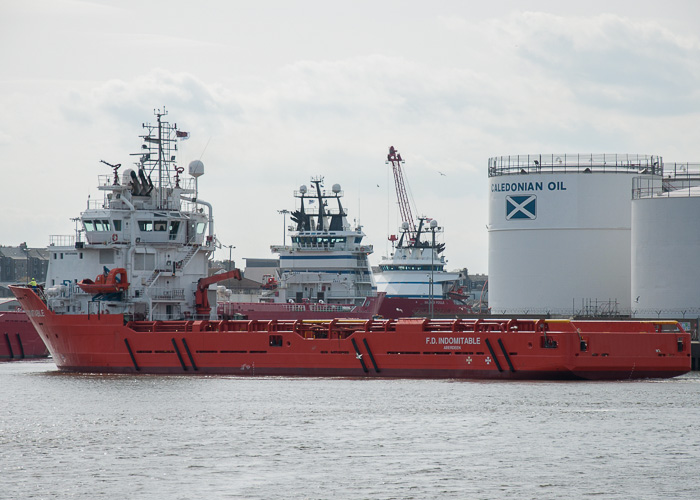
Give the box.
[78,268,129,294]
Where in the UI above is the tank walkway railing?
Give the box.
[633,173,700,199]
[663,162,700,178]
[488,153,662,177]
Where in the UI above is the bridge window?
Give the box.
[94,220,111,231]
[83,219,112,232]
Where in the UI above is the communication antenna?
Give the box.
[199,137,212,160]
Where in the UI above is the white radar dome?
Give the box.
[332,183,341,193]
[401,221,409,230]
[188,160,204,178]
[300,185,307,194]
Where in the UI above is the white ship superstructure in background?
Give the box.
[44,109,237,321]
[263,177,376,306]
[375,217,460,300]
[373,146,470,317]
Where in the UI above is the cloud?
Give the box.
[60,70,241,126]
[502,12,700,115]
[5,6,700,273]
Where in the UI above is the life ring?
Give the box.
[112,234,118,242]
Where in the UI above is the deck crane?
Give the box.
[386,146,445,253]
[195,268,242,317]
[386,146,416,237]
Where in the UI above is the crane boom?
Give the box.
[387,146,416,234]
[195,268,242,316]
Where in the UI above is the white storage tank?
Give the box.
[631,166,700,318]
[488,153,661,315]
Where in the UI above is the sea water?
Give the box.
[1,360,699,500]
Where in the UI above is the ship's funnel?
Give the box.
[138,168,153,195]
[129,170,144,195]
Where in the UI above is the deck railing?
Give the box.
[489,153,662,177]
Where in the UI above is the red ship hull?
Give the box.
[377,296,472,318]
[12,286,690,379]
[1,310,49,360]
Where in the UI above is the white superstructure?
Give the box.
[375,218,460,299]
[44,109,224,321]
[631,167,700,318]
[265,177,376,305]
[488,154,661,315]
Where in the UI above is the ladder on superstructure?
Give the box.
[144,246,199,288]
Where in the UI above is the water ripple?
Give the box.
[2,361,699,499]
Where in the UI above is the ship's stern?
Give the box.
[9,285,57,356]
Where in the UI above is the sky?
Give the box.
[2,0,700,274]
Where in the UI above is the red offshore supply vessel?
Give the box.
[10,110,691,379]
[1,300,49,361]
[9,285,693,379]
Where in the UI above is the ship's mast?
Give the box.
[312,176,326,231]
[157,109,165,207]
[131,107,181,209]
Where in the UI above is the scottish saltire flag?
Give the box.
[506,195,536,220]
